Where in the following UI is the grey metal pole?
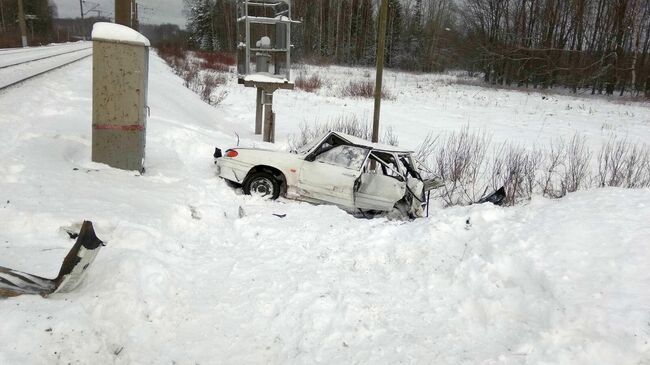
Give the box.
[133,1,139,31]
[286,0,291,80]
[372,0,389,144]
[17,0,27,47]
[263,91,274,142]
[270,112,275,143]
[255,88,263,135]
[245,1,250,75]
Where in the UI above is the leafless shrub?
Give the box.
[382,126,399,147]
[597,137,628,187]
[157,45,185,60]
[623,145,650,188]
[296,56,332,66]
[158,47,231,107]
[422,129,649,208]
[523,150,543,201]
[433,127,491,206]
[597,137,650,188]
[563,134,591,193]
[157,45,187,73]
[341,80,373,97]
[200,73,229,105]
[488,145,506,194]
[288,114,398,151]
[491,145,541,205]
[158,46,190,77]
[539,139,567,198]
[201,60,230,72]
[428,132,545,206]
[194,50,236,66]
[201,74,216,102]
[340,80,393,99]
[211,90,229,106]
[295,74,324,92]
[182,63,200,89]
[161,53,188,76]
[414,132,439,163]
[538,135,593,198]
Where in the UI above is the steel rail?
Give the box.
[0,46,92,70]
[0,52,92,91]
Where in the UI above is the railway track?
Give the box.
[0,43,93,91]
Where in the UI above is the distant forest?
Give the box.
[184,0,650,96]
[1,0,647,96]
[0,0,58,46]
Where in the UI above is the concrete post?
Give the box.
[243,80,292,144]
[91,23,150,172]
[263,92,274,143]
[255,88,263,135]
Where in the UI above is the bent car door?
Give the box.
[298,145,369,207]
[355,151,407,211]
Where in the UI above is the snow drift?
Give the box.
[0,50,649,364]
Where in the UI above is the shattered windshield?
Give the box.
[315,145,370,170]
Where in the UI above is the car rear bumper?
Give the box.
[215,158,251,184]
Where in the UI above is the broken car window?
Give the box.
[398,155,422,179]
[307,133,352,158]
[314,145,369,170]
[365,151,404,179]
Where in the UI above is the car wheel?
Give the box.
[243,172,281,200]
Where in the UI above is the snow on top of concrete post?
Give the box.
[92,22,150,47]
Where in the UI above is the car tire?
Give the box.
[243,171,281,200]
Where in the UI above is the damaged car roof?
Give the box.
[329,131,414,153]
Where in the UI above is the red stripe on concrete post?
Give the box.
[93,124,144,131]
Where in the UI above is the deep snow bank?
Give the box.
[0,53,649,364]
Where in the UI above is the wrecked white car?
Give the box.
[213,131,439,218]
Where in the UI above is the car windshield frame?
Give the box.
[297,133,329,155]
[313,144,371,171]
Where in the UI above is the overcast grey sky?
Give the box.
[52,0,187,28]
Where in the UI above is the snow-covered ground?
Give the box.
[0,50,649,364]
[221,63,650,152]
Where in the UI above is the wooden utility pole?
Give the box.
[79,0,86,40]
[17,0,27,47]
[372,0,389,143]
[115,0,131,27]
[1,0,6,32]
